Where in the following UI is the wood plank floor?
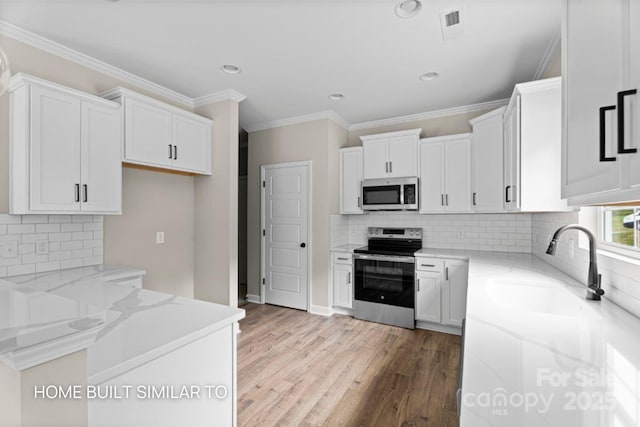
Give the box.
[237,303,461,427]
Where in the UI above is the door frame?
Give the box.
[260,161,312,311]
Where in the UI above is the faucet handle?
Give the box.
[588,274,605,296]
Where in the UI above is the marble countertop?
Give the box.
[1,266,245,382]
[437,251,640,427]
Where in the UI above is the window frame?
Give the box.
[597,206,640,259]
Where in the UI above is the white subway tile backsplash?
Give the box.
[0,215,104,278]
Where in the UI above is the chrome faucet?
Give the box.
[546,224,605,301]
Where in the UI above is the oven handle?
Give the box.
[353,254,415,264]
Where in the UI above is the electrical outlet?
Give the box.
[156,232,165,244]
[1,240,19,258]
[36,240,49,255]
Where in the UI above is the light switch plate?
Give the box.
[156,232,165,244]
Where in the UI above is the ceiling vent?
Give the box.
[440,8,465,40]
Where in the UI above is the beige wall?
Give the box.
[104,168,195,297]
[247,119,348,309]
[0,35,197,296]
[194,100,240,307]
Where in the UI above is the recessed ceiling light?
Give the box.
[221,64,241,75]
[328,93,345,101]
[419,72,440,81]
[395,0,422,18]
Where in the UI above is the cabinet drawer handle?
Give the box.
[337,257,349,261]
[617,89,637,154]
[505,186,511,203]
[420,264,435,268]
[599,105,617,161]
[75,184,80,202]
[169,144,173,159]
[83,184,88,203]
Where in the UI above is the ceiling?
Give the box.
[0,0,561,130]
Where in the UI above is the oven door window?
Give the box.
[362,185,401,206]
[354,258,414,308]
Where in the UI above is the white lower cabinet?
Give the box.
[415,257,468,332]
[332,252,353,309]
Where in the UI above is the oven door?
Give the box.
[353,254,415,308]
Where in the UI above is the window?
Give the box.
[600,206,640,254]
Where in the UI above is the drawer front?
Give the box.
[332,252,353,265]
[416,258,443,272]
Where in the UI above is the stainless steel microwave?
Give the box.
[361,177,419,211]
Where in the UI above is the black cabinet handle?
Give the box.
[617,89,637,154]
[472,192,477,206]
[83,184,88,203]
[174,145,178,160]
[600,105,617,161]
[169,144,173,159]
[505,186,511,203]
[446,194,449,206]
[75,184,80,202]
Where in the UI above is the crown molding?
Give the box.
[533,25,561,81]
[245,110,350,133]
[193,89,247,107]
[348,98,510,132]
[0,20,247,109]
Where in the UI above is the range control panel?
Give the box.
[367,227,422,239]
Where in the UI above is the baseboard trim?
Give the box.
[246,294,261,304]
[309,304,332,316]
[416,321,461,336]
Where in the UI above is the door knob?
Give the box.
[300,242,306,248]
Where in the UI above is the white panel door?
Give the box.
[472,112,504,212]
[30,85,81,212]
[444,138,471,212]
[363,139,389,179]
[442,260,468,327]
[124,97,172,167]
[263,164,309,311]
[388,135,418,177]
[171,114,211,174]
[562,0,622,198]
[340,147,363,214]
[80,102,122,213]
[332,263,352,309]
[419,142,444,212]
[415,271,441,323]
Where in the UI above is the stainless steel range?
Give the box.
[353,227,422,329]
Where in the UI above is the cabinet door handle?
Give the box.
[441,194,444,206]
[385,162,388,173]
[83,184,88,203]
[472,192,477,206]
[505,186,511,203]
[75,184,80,202]
[417,280,420,292]
[389,161,392,173]
[446,194,449,206]
[173,145,178,160]
[357,196,361,208]
[599,105,617,161]
[617,89,638,154]
[445,267,449,281]
[347,272,351,284]
[169,144,173,159]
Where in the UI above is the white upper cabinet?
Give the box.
[361,129,421,179]
[340,147,363,214]
[102,88,213,175]
[503,78,569,212]
[9,73,122,215]
[470,107,505,212]
[562,0,640,205]
[419,134,471,213]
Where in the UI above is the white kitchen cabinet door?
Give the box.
[442,260,468,327]
[562,0,623,199]
[503,99,519,211]
[124,97,172,167]
[29,85,82,212]
[626,0,640,190]
[362,138,388,179]
[388,135,418,177]
[340,147,363,214]
[415,271,442,323]
[419,142,445,213]
[471,108,505,212]
[332,263,353,309]
[80,102,122,213]
[444,138,471,212]
[171,114,211,174]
